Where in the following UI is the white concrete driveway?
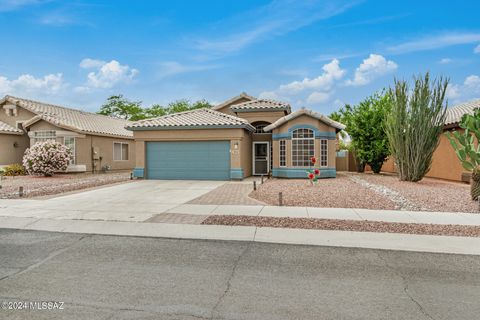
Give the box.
[0,180,225,222]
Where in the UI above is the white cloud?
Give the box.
[446,84,460,99]
[439,58,453,64]
[346,54,397,86]
[81,59,139,89]
[277,59,345,94]
[464,75,480,89]
[258,59,346,106]
[79,58,106,69]
[474,44,480,54]
[446,75,480,103]
[387,32,480,54]
[306,91,330,104]
[0,73,64,95]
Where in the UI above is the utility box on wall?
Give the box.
[92,146,100,160]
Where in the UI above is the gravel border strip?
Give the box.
[202,215,480,238]
[0,174,131,199]
[349,175,421,211]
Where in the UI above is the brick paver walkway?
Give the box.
[145,213,208,224]
[187,182,265,205]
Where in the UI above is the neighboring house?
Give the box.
[0,95,135,173]
[127,93,345,180]
[382,99,480,182]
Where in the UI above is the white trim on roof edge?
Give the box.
[264,109,345,132]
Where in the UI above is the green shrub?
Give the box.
[3,163,26,176]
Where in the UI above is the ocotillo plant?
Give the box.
[446,108,480,200]
[385,73,448,182]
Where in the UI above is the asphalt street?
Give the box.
[0,229,479,320]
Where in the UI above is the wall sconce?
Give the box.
[234,142,239,150]
[13,142,18,148]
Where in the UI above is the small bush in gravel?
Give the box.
[23,141,72,177]
[2,163,26,176]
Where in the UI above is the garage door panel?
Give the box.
[146,141,230,180]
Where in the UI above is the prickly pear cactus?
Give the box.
[445,109,480,201]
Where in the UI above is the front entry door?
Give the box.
[253,142,269,175]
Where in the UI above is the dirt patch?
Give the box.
[203,215,480,238]
[249,173,395,209]
[0,172,131,199]
[358,173,476,213]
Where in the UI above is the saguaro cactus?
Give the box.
[445,108,480,200]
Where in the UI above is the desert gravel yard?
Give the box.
[250,172,476,213]
[203,215,480,237]
[0,172,131,199]
[249,173,396,210]
[357,173,475,213]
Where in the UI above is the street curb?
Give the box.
[1,216,480,255]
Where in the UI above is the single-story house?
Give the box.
[0,95,135,172]
[381,99,480,182]
[127,93,345,180]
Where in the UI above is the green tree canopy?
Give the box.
[332,92,392,173]
[97,95,146,121]
[97,95,213,121]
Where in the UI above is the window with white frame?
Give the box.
[291,128,315,167]
[279,140,286,167]
[114,142,129,161]
[320,139,328,167]
[64,137,76,165]
[32,130,56,144]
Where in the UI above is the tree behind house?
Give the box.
[97,95,213,121]
[331,93,392,173]
[385,73,448,182]
[98,95,146,121]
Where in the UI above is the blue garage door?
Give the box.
[146,141,231,180]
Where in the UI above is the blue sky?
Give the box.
[0,0,479,114]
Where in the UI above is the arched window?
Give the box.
[252,121,271,134]
[292,128,315,167]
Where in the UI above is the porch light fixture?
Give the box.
[234,142,239,149]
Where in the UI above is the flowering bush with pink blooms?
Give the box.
[23,141,72,176]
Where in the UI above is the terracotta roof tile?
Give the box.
[230,99,291,113]
[127,108,255,131]
[264,108,345,132]
[445,100,480,126]
[1,95,133,138]
[0,120,23,135]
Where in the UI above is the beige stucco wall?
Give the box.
[133,128,252,178]
[0,104,37,128]
[0,104,36,165]
[0,133,30,165]
[75,135,135,172]
[27,120,135,172]
[271,115,337,169]
[215,97,252,116]
[381,129,467,182]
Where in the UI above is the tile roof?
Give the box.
[264,108,345,132]
[445,99,480,126]
[0,95,133,138]
[230,99,291,113]
[211,92,256,111]
[0,120,23,135]
[127,108,255,131]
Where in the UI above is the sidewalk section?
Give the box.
[1,215,480,256]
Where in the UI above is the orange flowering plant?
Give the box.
[306,156,320,184]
